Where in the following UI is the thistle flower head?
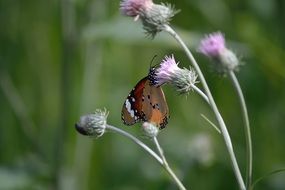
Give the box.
[75,109,108,138]
[120,0,178,37]
[155,55,180,86]
[141,3,177,37]
[142,122,159,138]
[154,55,198,94]
[198,32,226,57]
[198,32,240,73]
[120,0,153,17]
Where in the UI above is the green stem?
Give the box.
[191,84,209,102]
[191,84,221,133]
[163,24,245,190]
[107,125,186,189]
[250,168,285,190]
[200,114,221,134]
[106,125,163,164]
[228,71,253,189]
[153,137,187,190]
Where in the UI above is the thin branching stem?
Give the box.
[0,71,36,144]
[228,71,252,189]
[250,168,285,190]
[191,84,209,103]
[163,24,246,190]
[191,84,221,134]
[106,125,163,164]
[200,114,221,134]
[191,84,221,133]
[153,137,187,190]
[106,124,186,189]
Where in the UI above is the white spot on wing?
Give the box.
[125,99,135,117]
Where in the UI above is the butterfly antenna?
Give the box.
[149,55,158,69]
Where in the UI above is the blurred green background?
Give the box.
[1,0,285,189]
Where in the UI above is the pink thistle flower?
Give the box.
[198,32,226,57]
[120,0,153,18]
[120,0,177,37]
[198,32,240,72]
[155,55,180,86]
[154,55,198,93]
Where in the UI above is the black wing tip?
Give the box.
[159,116,169,130]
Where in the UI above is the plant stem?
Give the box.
[0,71,36,145]
[200,114,221,134]
[191,85,221,133]
[54,0,76,188]
[105,125,186,189]
[191,84,209,103]
[153,137,187,190]
[106,125,186,189]
[228,71,252,189]
[163,24,245,190]
[106,125,163,164]
[250,168,285,190]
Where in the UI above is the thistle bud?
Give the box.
[142,122,159,138]
[75,109,108,138]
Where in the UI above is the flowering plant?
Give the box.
[75,1,257,190]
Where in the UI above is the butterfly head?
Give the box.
[146,55,160,86]
[147,67,158,86]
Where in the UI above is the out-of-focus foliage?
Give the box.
[0,0,285,189]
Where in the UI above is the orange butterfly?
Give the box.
[121,68,169,129]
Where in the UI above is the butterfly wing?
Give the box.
[142,80,169,129]
[121,77,148,125]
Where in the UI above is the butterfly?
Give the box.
[121,67,169,129]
